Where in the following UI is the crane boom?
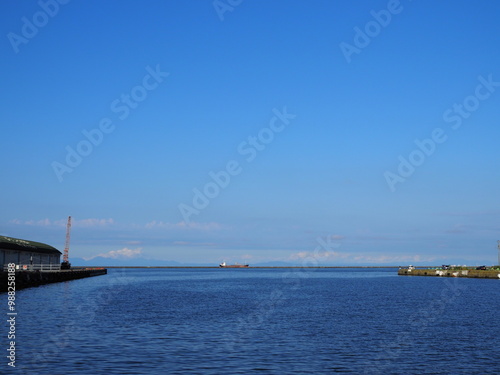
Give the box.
[497,240,500,266]
[62,216,72,269]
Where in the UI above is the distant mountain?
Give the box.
[251,261,300,267]
[70,257,185,267]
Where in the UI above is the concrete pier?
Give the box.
[0,267,107,292]
[398,268,500,279]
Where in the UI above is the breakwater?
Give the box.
[0,268,107,292]
[398,268,500,279]
[103,266,400,269]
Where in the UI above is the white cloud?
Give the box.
[73,218,114,227]
[290,251,350,261]
[84,247,142,261]
[145,221,223,231]
[9,218,114,228]
[10,218,54,227]
[330,235,345,240]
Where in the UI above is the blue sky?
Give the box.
[1,0,500,266]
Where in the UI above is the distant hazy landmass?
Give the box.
[70,257,494,268]
[70,257,295,267]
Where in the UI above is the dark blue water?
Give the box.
[2,268,499,374]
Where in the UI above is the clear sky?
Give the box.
[1,0,500,266]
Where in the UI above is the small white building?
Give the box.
[0,235,61,271]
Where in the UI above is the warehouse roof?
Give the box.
[0,236,61,255]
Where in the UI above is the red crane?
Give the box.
[61,216,72,269]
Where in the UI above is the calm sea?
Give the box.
[3,268,499,374]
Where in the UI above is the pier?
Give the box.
[0,267,107,292]
[398,267,500,279]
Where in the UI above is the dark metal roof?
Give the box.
[0,236,61,255]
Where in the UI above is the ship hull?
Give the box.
[219,264,249,268]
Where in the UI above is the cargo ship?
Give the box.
[219,261,249,268]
